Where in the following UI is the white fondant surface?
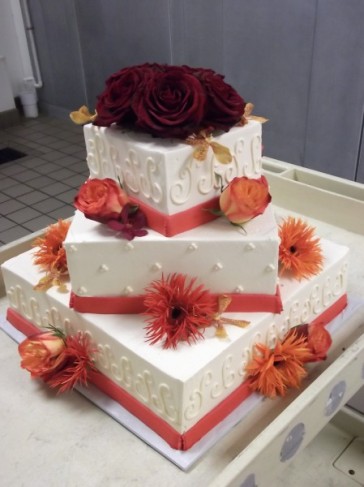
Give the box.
[1,239,349,434]
[64,205,279,297]
[84,121,262,215]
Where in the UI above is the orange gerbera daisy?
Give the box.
[33,219,71,291]
[278,217,323,280]
[144,273,217,349]
[246,330,313,398]
[19,326,97,394]
[43,332,97,393]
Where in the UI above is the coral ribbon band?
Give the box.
[70,286,283,315]
[128,195,220,237]
[6,293,347,451]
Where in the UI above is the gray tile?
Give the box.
[7,206,42,224]
[39,126,61,136]
[17,191,49,205]
[0,192,10,204]
[54,155,80,167]
[22,141,43,150]
[59,143,82,155]
[0,162,27,176]
[35,135,60,146]
[26,175,55,190]
[52,167,80,181]
[41,181,72,196]
[48,140,70,150]
[61,134,84,144]
[13,169,42,183]
[55,188,77,204]
[8,128,36,139]
[20,157,49,169]
[22,214,56,232]
[48,205,75,220]
[39,151,66,162]
[62,173,87,188]
[26,131,48,140]
[0,199,25,215]
[67,159,89,173]
[0,225,30,244]
[0,177,18,190]
[0,216,16,231]
[32,197,65,213]
[33,161,62,175]
[2,184,33,198]
[38,146,56,154]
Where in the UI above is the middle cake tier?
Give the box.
[65,205,281,314]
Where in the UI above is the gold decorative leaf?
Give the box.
[249,115,269,124]
[223,318,250,328]
[33,275,53,292]
[193,144,209,161]
[244,102,255,117]
[240,102,268,125]
[70,105,97,125]
[53,278,68,293]
[213,294,250,340]
[210,142,232,164]
[215,325,228,339]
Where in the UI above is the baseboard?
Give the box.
[0,108,20,129]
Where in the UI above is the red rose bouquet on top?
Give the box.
[94,63,245,139]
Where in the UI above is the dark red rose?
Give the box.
[133,66,206,138]
[94,63,244,137]
[196,69,245,131]
[95,65,154,127]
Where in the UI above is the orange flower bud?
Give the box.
[219,176,271,225]
[18,332,66,378]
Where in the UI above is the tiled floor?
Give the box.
[0,115,88,246]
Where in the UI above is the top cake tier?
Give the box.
[84,120,262,224]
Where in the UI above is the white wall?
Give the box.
[0,0,33,97]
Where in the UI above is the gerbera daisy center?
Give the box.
[169,306,185,324]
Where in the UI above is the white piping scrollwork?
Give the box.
[123,151,163,204]
[124,149,141,193]
[135,370,178,422]
[323,277,333,307]
[266,322,279,348]
[250,134,262,175]
[170,157,193,205]
[158,384,178,422]
[240,347,252,379]
[333,262,348,296]
[87,130,108,177]
[221,354,236,389]
[197,155,218,195]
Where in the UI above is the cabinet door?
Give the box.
[355,122,364,183]
[303,0,364,181]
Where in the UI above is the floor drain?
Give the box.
[0,147,27,165]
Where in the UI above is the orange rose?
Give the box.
[74,178,129,223]
[18,332,66,378]
[219,176,271,224]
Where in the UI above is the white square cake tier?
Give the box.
[64,205,279,301]
[84,120,262,216]
[1,238,349,446]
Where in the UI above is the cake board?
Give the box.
[1,296,361,471]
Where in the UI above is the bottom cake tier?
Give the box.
[1,239,349,450]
